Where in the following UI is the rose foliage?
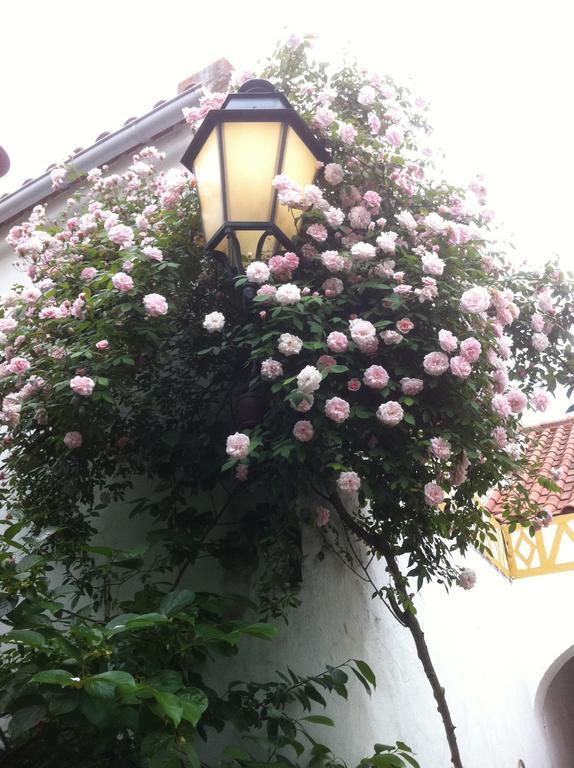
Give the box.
[0,32,571,766]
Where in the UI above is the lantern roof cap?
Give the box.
[181,83,330,171]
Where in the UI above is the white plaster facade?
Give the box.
[1,97,574,768]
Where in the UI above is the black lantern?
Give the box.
[181,79,329,272]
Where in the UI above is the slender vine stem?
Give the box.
[324,489,464,768]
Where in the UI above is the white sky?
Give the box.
[1,0,572,419]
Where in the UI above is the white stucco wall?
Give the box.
[542,655,574,768]
[3,126,574,768]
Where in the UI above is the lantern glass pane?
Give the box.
[194,129,224,243]
[274,126,318,240]
[236,231,276,264]
[223,122,281,225]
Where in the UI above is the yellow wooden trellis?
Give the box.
[484,511,574,579]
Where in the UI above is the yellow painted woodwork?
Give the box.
[484,511,574,579]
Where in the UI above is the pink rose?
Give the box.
[315,505,331,527]
[142,246,163,262]
[261,359,283,380]
[460,337,482,363]
[450,355,472,378]
[317,355,337,369]
[349,206,371,230]
[350,242,377,261]
[492,368,509,394]
[363,190,381,212]
[492,394,511,420]
[393,284,413,296]
[226,432,250,459]
[338,122,357,145]
[400,377,424,396]
[323,277,344,296]
[376,401,404,427]
[492,427,508,448]
[324,163,344,185]
[451,452,470,486]
[257,284,277,300]
[356,336,379,355]
[430,437,451,460]
[396,318,414,334]
[284,252,299,270]
[326,331,349,353]
[506,389,527,413]
[376,231,398,254]
[64,431,83,449]
[8,357,31,375]
[458,568,477,590]
[363,365,389,389]
[292,393,314,413]
[424,482,444,506]
[307,223,328,242]
[423,351,449,376]
[438,330,458,353]
[421,252,445,276]
[349,319,376,346]
[347,378,361,392]
[385,125,404,148]
[143,293,168,317]
[337,471,361,492]
[531,312,545,333]
[460,286,490,314]
[293,420,314,442]
[382,330,402,345]
[321,251,345,272]
[95,340,109,350]
[532,333,549,352]
[325,397,350,423]
[107,224,135,249]
[111,272,134,292]
[532,389,551,412]
[70,376,95,396]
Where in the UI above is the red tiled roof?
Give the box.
[486,415,574,519]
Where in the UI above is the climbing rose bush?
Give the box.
[0,36,572,590]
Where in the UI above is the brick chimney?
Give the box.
[177,58,234,95]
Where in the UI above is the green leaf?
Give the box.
[31,669,77,687]
[400,755,420,768]
[403,413,416,426]
[9,704,47,738]
[179,688,208,726]
[302,715,334,726]
[241,622,278,640]
[4,630,46,648]
[153,691,183,727]
[105,612,168,635]
[0,593,18,617]
[46,691,79,716]
[84,670,136,698]
[147,670,183,692]
[367,757,405,768]
[160,589,196,617]
[354,659,376,687]
[80,695,110,728]
[15,554,44,573]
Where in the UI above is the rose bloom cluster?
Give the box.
[209,50,570,539]
[0,146,194,458]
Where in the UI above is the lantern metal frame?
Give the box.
[181,79,330,273]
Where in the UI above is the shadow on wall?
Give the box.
[535,645,574,768]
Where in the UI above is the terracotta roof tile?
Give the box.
[486,415,574,519]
